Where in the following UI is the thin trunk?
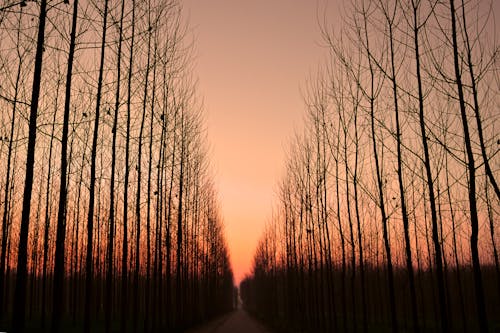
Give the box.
[386,5,419,330]
[106,0,125,330]
[134,2,151,330]
[459,0,500,202]
[84,0,108,331]
[52,1,79,330]
[363,5,398,330]
[30,165,44,320]
[449,1,488,330]
[144,33,158,333]
[0,22,22,318]
[422,175,439,327]
[437,183,452,329]
[176,112,186,328]
[71,127,87,325]
[343,125,356,333]
[121,1,136,331]
[166,110,178,330]
[334,127,347,332]
[411,1,448,331]
[353,96,367,333]
[41,77,60,331]
[446,154,467,333]
[153,114,166,331]
[411,184,427,329]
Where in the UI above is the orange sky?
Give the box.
[182,0,340,284]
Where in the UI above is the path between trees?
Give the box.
[187,309,272,333]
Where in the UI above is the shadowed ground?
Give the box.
[187,309,272,333]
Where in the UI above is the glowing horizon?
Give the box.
[182,0,341,284]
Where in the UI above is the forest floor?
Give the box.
[187,309,272,333]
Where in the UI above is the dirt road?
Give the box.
[187,309,272,333]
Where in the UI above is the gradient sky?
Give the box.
[182,0,340,284]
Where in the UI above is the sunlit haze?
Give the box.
[183,0,340,284]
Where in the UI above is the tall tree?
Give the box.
[448,0,488,330]
[134,1,152,330]
[0,9,23,319]
[12,1,48,331]
[84,0,109,331]
[106,0,126,331]
[359,1,398,330]
[380,1,419,330]
[410,0,448,331]
[121,0,136,330]
[52,1,79,331]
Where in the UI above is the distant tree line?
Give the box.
[0,1,234,332]
[241,0,499,332]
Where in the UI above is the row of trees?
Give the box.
[0,0,234,332]
[241,0,498,332]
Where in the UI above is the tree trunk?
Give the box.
[362,4,398,330]
[385,4,419,330]
[411,2,448,331]
[51,1,79,330]
[84,1,108,332]
[134,2,151,330]
[121,1,136,330]
[449,1,488,330]
[12,1,48,331]
[106,0,125,330]
[0,20,22,318]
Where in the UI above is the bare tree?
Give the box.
[448,0,488,330]
[84,0,109,331]
[0,9,23,319]
[12,1,48,331]
[51,1,79,331]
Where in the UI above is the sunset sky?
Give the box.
[182,0,340,284]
